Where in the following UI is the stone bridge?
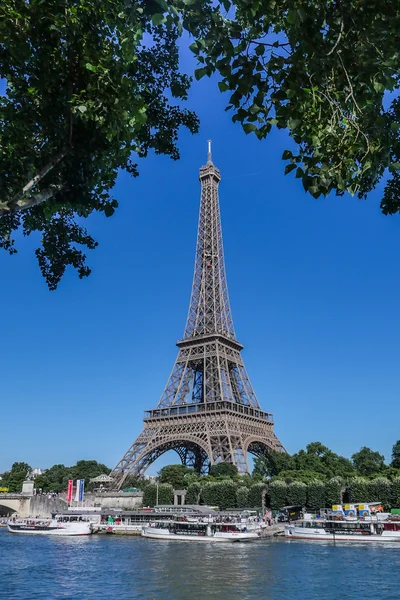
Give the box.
[0,494,68,518]
[0,491,143,517]
[0,494,32,517]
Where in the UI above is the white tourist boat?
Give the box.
[285,518,400,543]
[142,520,259,542]
[7,516,92,536]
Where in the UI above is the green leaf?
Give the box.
[154,0,169,9]
[288,118,301,130]
[249,103,261,115]
[104,205,115,217]
[282,150,293,160]
[373,81,385,93]
[242,123,257,134]
[218,81,230,92]
[85,63,97,72]
[285,163,297,175]
[286,9,298,25]
[151,13,166,26]
[195,67,209,81]
[390,162,400,172]
[77,105,87,113]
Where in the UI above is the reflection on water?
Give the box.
[1,529,399,600]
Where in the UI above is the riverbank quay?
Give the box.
[259,524,284,538]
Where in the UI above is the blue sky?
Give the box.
[1,47,400,475]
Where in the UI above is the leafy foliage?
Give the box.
[201,480,237,509]
[324,477,343,507]
[0,462,31,492]
[391,440,400,470]
[209,462,238,478]
[306,480,325,511]
[368,477,392,509]
[188,0,400,211]
[269,480,287,509]
[236,486,249,509]
[158,464,195,489]
[185,482,201,505]
[253,451,294,477]
[142,483,173,507]
[351,447,386,477]
[347,477,370,503]
[0,0,198,288]
[247,483,267,509]
[392,478,400,508]
[286,481,307,507]
[275,470,327,484]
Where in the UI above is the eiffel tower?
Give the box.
[110,143,285,489]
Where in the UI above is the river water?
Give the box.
[1,528,399,600]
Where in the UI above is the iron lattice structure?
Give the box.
[111,144,285,489]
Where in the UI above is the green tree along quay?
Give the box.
[209,462,239,478]
[0,0,198,289]
[142,483,174,507]
[391,440,400,470]
[269,480,288,509]
[188,1,400,211]
[306,480,325,511]
[1,460,110,493]
[351,446,386,477]
[247,482,268,509]
[236,486,249,508]
[185,482,201,504]
[347,476,369,503]
[286,481,307,507]
[0,462,31,492]
[158,464,195,489]
[324,476,344,506]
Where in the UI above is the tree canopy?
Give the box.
[209,462,239,478]
[158,464,195,489]
[351,446,386,477]
[1,459,110,493]
[253,442,355,481]
[2,1,400,288]
[188,0,400,208]
[0,462,31,492]
[0,0,198,289]
[391,440,400,470]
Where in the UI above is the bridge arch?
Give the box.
[0,496,30,517]
[117,435,212,489]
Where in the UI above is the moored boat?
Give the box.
[142,520,259,542]
[7,516,92,536]
[285,518,400,542]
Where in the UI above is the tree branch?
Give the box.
[0,185,64,217]
[0,151,67,216]
[327,18,344,56]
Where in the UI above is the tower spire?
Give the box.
[207,139,212,163]
[184,141,234,339]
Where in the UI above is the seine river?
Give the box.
[1,528,399,599]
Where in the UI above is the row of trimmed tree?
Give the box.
[142,477,400,511]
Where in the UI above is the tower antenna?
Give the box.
[207,139,212,163]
